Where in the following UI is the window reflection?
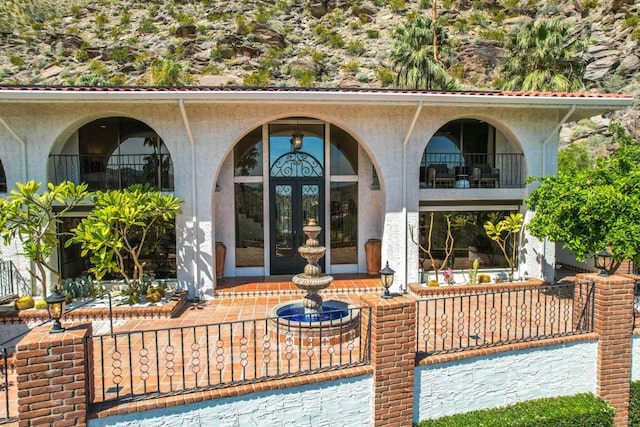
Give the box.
[234,127,263,176]
[330,124,358,175]
[0,159,6,192]
[235,183,265,267]
[73,117,173,191]
[330,182,357,264]
[418,211,516,271]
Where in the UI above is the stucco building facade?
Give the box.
[0,86,633,297]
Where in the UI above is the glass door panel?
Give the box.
[270,179,324,275]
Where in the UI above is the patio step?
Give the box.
[214,275,383,299]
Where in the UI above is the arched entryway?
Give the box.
[232,117,364,276]
[48,116,177,280]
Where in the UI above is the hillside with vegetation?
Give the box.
[0,0,638,149]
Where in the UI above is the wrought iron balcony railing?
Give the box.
[49,154,174,191]
[420,152,525,189]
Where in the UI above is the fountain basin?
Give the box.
[270,300,360,346]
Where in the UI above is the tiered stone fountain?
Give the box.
[271,219,359,344]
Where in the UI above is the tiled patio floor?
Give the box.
[0,275,594,420]
[0,275,383,423]
[88,275,381,405]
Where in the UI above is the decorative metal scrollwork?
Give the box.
[270,152,324,178]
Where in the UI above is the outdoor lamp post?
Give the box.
[380,262,395,299]
[594,249,612,277]
[45,285,67,334]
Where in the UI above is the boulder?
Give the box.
[584,56,620,80]
[198,74,243,86]
[175,25,196,38]
[309,1,329,18]
[217,35,259,59]
[619,54,640,73]
[248,22,287,49]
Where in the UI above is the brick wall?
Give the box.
[15,324,92,427]
[588,274,635,427]
[361,294,416,427]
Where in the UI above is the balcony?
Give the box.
[49,154,174,191]
[420,152,525,189]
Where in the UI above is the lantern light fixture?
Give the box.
[45,284,67,334]
[379,262,395,299]
[291,131,304,151]
[594,249,612,277]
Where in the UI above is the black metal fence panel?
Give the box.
[416,281,595,355]
[0,348,16,423]
[0,260,28,302]
[420,152,525,189]
[88,306,371,405]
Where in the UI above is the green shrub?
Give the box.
[328,33,345,48]
[417,393,613,427]
[343,60,359,73]
[346,40,365,55]
[291,69,316,87]
[35,300,48,310]
[95,13,108,27]
[580,0,598,8]
[479,28,505,42]
[70,4,83,18]
[389,0,407,12]
[9,53,24,67]
[120,11,131,25]
[311,50,324,64]
[243,69,271,86]
[375,67,394,86]
[139,17,157,34]
[630,381,640,426]
[622,15,640,30]
[366,29,379,39]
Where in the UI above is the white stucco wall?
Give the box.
[631,336,640,381]
[414,340,598,421]
[89,374,373,427]
[0,98,599,296]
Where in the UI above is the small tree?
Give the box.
[527,123,640,274]
[484,213,524,281]
[68,184,181,304]
[410,213,469,282]
[0,181,90,296]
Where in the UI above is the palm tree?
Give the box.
[390,16,458,90]
[498,18,587,92]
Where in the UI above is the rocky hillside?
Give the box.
[0,0,638,148]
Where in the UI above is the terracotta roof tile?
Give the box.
[0,84,632,98]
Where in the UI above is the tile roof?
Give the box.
[0,84,632,98]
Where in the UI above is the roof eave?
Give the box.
[0,88,633,111]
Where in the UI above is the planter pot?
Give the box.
[365,239,382,276]
[216,242,227,279]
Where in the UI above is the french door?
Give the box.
[270,178,324,275]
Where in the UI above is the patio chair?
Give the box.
[477,164,500,188]
[427,164,455,188]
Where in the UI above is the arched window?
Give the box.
[420,119,523,189]
[50,117,173,191]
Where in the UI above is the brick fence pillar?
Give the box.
[15,324,92,427]
[360,294,416,427]
[589,274,635,427]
